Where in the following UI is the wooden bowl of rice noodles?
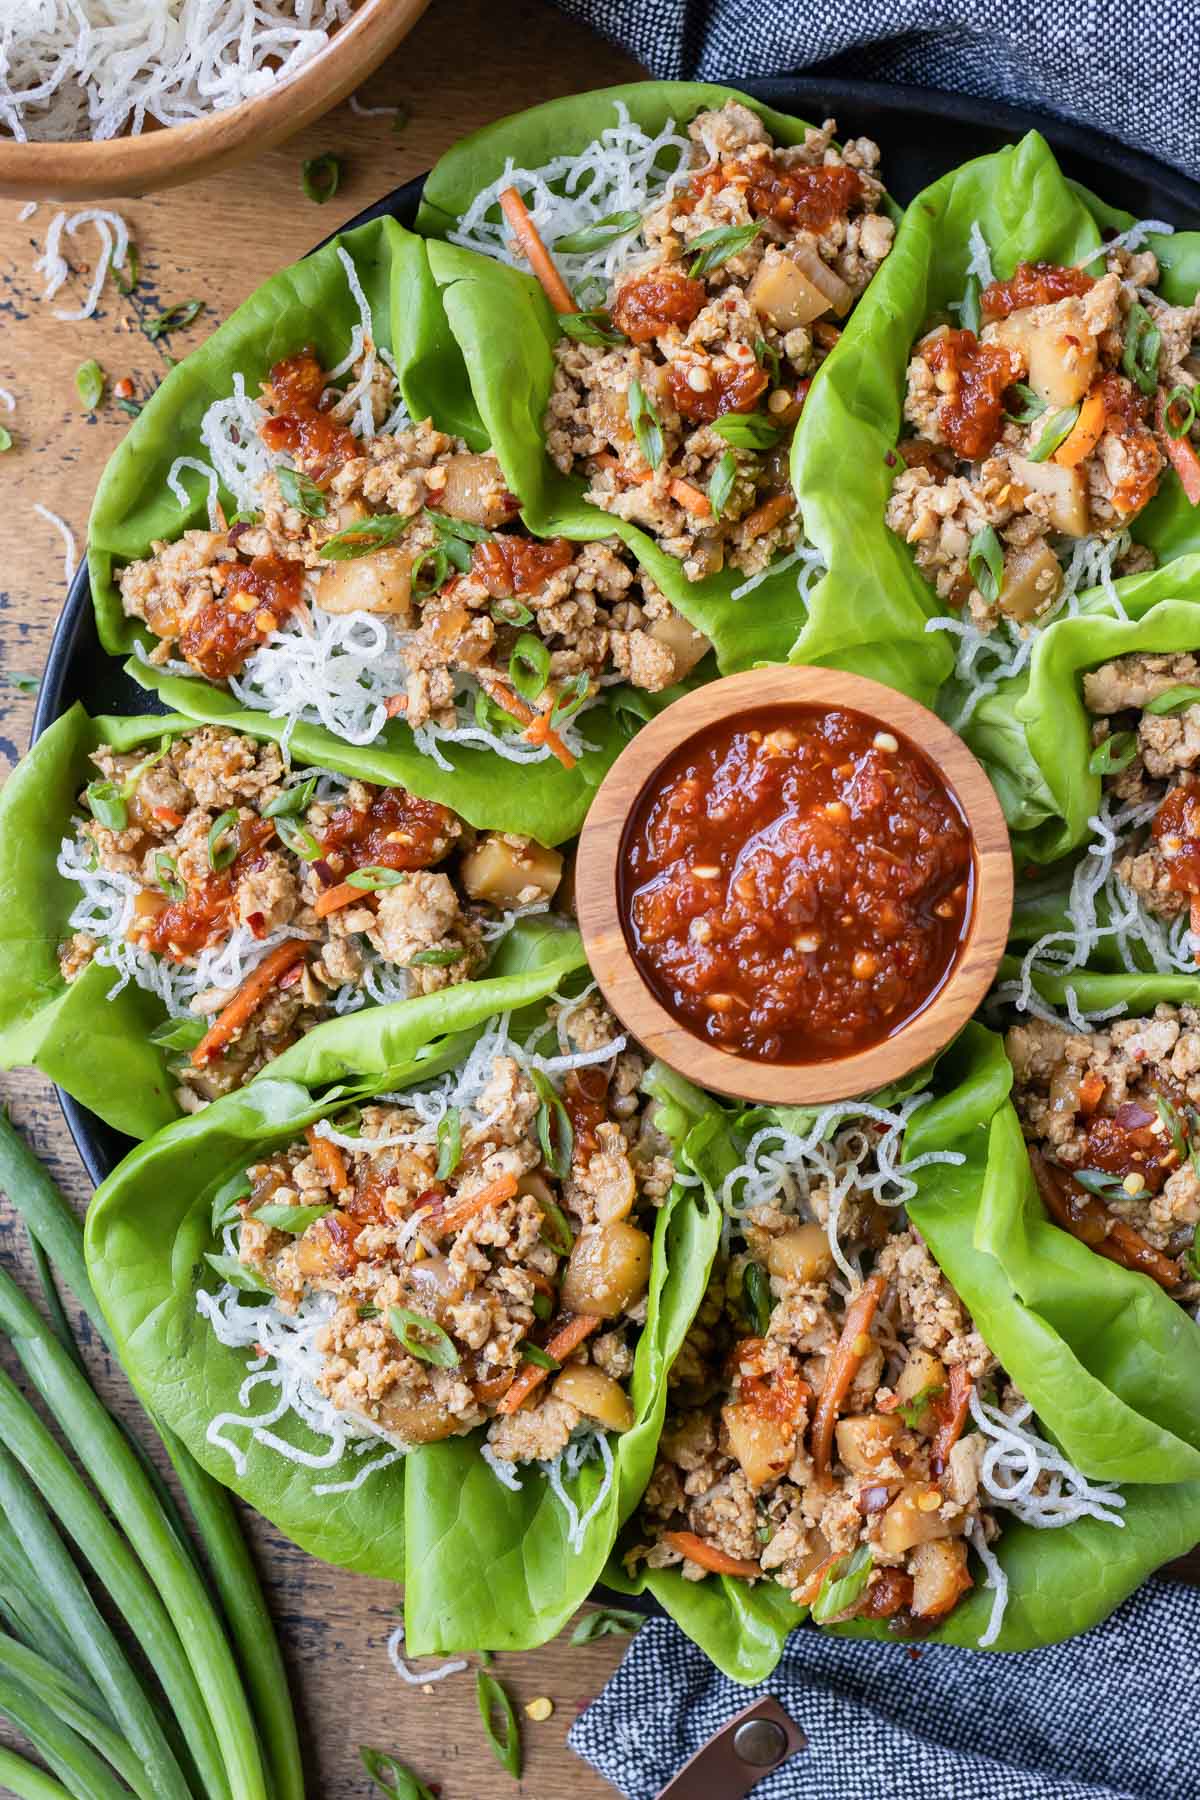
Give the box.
[0,0,431,200]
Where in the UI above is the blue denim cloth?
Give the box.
[569,1577,1200,1798]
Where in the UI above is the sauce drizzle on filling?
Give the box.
[621,706,973,1062]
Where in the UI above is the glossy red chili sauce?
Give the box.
[320,785,456,877]
[980,260,1093,323]
[923,330,1019,461]
[258,348,357,483]
[1153,779,1200,895]
[178,552,305,681]
[621,706,973,1062]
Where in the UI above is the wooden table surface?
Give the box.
[0,3,646,1794]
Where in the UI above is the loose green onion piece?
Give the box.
[1088,730,1138,774]
[358,1303,382,1320]
[412,545,450,598]
[301,152,341,204]
[532,1291,553,1321]
[1156,1092,1189,1161]
[117,396,142,417]
[411,946,464,968]
[7,672,37,693]
[252,1203,334,1234]
[520,1343,561,1370]
[569,1606,646,1645]
[320,513,412,560]
[360,1747,437,1798]
[207,807,240,870]
[556,309,626,347]
[154,852,185,900]
[436,1108,462,1179]
[113,243,140,294]
[895,1380,945,1428]
[688,222,760,278]
[0,426,12,452]
[531,1068,574,1180]
[627,377,664,470]
[707,449,738,520]
[742,1260,772,1336]
[811,1543,874,1624]
[1071,1168,1129,1198]
[276,465,327,516]
[262,774,318,818]
[204,1252,274,1294]
[1145,683,1200,715]
[554,210,642,254]
[274,813,321,860]
[958,273,981,336]
[509,631,551,703]
[490,596,534,626]
[967,523,1005,605]
[392,102,412,133]
[387,1305,460,1369]
[75,359,105,410]
[210,1169,252,1233]
[709,411,783,450]
[144,300,203,341]
[477,1670,522,1778]
[83,779,126,831]
[1122,303,1162,396]
[538,1194,575,1257]
[1162,385,1197,439]
[346,865,408,891]
[754,334,781,387]
[120,734,173,801]
[1003,381,1047,425]
[1027,402,1082,463]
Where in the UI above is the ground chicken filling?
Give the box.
[119,347,710,747]
[543,102,893,582]
[1009,1008,1200,1298]
[231,997,676,1465]
[631,1216,1003,1631]
[886,246,1200,632]
[59,726,563,1108]
[1084,650,1200,936]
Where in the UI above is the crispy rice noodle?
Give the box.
[197,1010,630,1538]
[386,1621,467,1687]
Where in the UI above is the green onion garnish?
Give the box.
[436,1108,462,1180]
[75,359,105,410]
[710,412,783,450]
[742,1260,772,1336]
[359,1748,436,1799]
[553,211,641,255]
[1088,731,1138,774]
[509,632,551,703]
[557,309,626,347]
[84,779,127,832]
[1122,303,1162,396]
[252,1203,334,1234]
[345,866,408,891]
[203,1253,273,1294]
[410,946,464,968]
[476,1670,522,1778]
[968,523,1005,605]
[1027,402,1081,463]
[207,809,240,871]
[261,775,318,819]
[688,223,760,278]
[276,466,327,517]
[144,301,203,341]
[154,853,185,901]
[1162,385,1197,440]
[1144,684,1200,715]
[520,1343,561,1370]
[1004,382,1046,426]
[387,1305,459,1368]
[531,1068,574,1180]
[811,1544,873,1624]
[319,514,412,561]
[627,377,664,470]
[301,153,341,205]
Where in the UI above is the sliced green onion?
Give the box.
[113,243,140,294]
[531,1068,574,1180]
[387,1305,460,1369]
[357,1303,382,1320]
[557,309,626,347]
[203,1253,273,1294]
[1156,1092,1188,1161]
[520,1343,561,1371]
[411,546,450,599]
[476,1670,522,1779]
[154,853,185,901]
[276,465,327,517]
[0,426,12,452]
[75,359,105,410]
[742,1260,772,1336]
[1162,385,1197,439]
[207,807,240,870]
[754,334,781,388]
[509,632,551,703]
[360,1747,436,1799]
[688,222,760,278]
[490,597,533,626]
[345,865,408,891]
[144,301,203,341]
[1145,684,1200,715]
[6,672,36,695]
[319,514,412,561]
[532,1291,553,1321]
[1088,731,1138,774]
[436,1108,462,1179]
[261,775,318,819]
[301,153,341,205]
[538,1195,575,1258]
[1027,402,1081,463]
[553,211,641,255]
[627,377,664,470]
[117,396,141,418]
[968,524,1005,605]
[709,412,782,450]
[958,273,981,336]
[411,946,464,968]
[274,814,321,860]
[708,449,738,520]
[84,780,126,832]
[209,1169,251,1234]
[1071,1167,1130,1199]
[252,1203,334,1234]
[549,671,591,732]
[120,735,172,802]
[569,1606,645,1645]
[1004,381,1047,426]
[150,1015,207,1055]
[1122,303,1162,396]
[811,1544,873,1624]
[895,1380,945,1428]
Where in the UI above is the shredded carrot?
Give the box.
[1157,392,1200,504]
[150,805,184,828]
[663,1531,760,1580]
[496,1313,600,1415]
[433,1171,519,1239]
[1053,385,1106,468]
[810,1273,887,1481]
[484,678,577,770]
[191,939,307,1067]
[1077,1070,1107,1115]
[313,882,364,919]
[384,694,407,718]
[498,187,577,317]
[669,477,711,517]
[929,1362,973,1476]
[305,1125,348,1193]
[741,494,794,543]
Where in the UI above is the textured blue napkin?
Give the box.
[569,1577,1200,1798]
[553,0,1200,180]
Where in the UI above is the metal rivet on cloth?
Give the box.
[732,1718,789,1768]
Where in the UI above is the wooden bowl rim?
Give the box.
[0,0,431,200]
[575,665,1014,1106]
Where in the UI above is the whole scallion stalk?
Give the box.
[0,1634,154,1799]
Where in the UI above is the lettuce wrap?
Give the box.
[84,927,721,1651]
[602,1025,1200,1681]
[415,82,949,704]
[83,216,687,845]
[0,703,577,1137]
[799,128,1200,787]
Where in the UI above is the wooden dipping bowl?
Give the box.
[575,666,1013,1106]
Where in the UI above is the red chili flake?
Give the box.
[113,375,135,400]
